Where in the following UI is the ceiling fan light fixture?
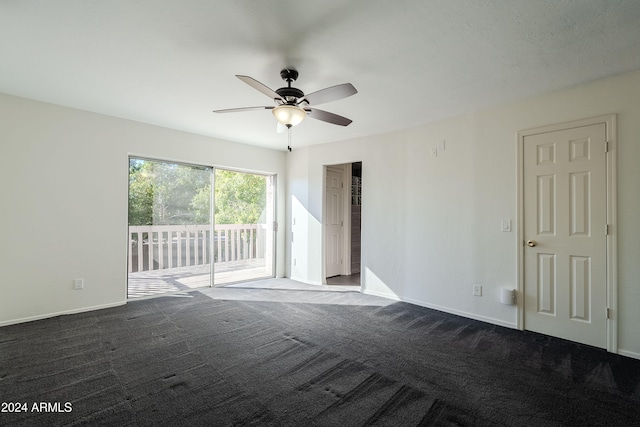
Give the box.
[272,104,306,128]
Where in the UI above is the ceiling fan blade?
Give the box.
[212,106,274,113]
[236,75,283,102]
[306,108,353,126]
[301,83,357,106]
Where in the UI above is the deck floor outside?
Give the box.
[127,259,270,298]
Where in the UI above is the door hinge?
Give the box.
[606,307,610,319]
[604,140,609,153]
[341,220,344,227]
[605,224,610,235]
[273,221,278,232]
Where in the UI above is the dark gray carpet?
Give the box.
[1,290,639,426]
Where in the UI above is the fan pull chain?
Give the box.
[287,127,292,152]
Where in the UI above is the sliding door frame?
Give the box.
[126,155,215,298]
[126,155,278,298]
[212,166,277,286]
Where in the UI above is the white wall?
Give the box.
[286,70,640,358]
[0,93,287,326]
[2,69,638,357]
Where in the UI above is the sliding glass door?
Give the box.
[127,159,276,298]
[213,169,275,285]
[127,158,212,298]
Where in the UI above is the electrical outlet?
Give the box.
[473,284,482,297]
[74,279,84,290]
[437,140,446,152]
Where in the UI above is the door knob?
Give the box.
[526,239,536,247]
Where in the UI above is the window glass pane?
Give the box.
[127,158,212,298]
[213,169,275,285]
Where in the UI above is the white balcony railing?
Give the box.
[128,224,266,273]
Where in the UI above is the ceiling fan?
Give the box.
[213,68,357,133]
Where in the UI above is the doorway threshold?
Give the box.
[326,273,360,286]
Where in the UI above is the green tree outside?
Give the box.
[128,159,266,226]
[213,170,266,224]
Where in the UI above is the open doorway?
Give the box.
[324,162,362,286]
[213,168,276,285]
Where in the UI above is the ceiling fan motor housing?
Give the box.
[276,86,304,103]
[277,69,304,103]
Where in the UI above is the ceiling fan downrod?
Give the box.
[280,68,298,85]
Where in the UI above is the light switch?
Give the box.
[501,220,511,232]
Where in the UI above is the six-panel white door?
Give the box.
[325,168,343,278]
[523,123,607,348]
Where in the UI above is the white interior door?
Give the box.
[523,123,607,348]
[325,167,343,278]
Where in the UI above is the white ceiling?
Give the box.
[1,1,639,151]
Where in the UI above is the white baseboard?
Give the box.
[0,301,126,328]
[4,291,638,360]
[363,293,640,358]
[363,291,517,329]
[403,297,518,329]
[361,288,401,301]
[362,289,516,328]
[617,349,640,360]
